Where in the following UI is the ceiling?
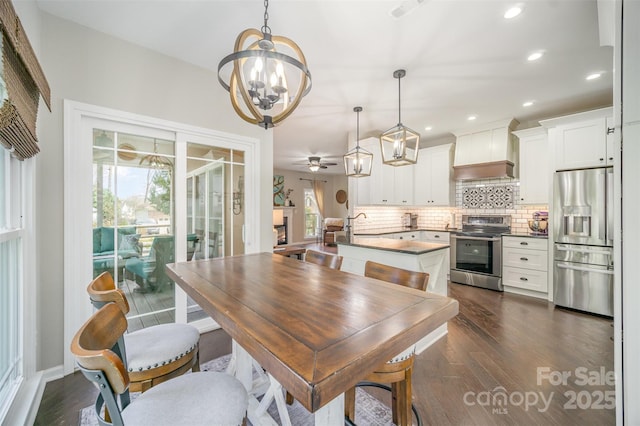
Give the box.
[36,0,613,175]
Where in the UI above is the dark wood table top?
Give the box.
[166,252,458,412]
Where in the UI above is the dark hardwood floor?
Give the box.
[35,263,614,425]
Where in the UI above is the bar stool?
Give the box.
[71,303,248,425]
[87,272,201,392]
[345,261,429,426]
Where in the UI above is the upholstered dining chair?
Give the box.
[87,272,201,393]
[345,261,430,426]
[71,303,248,426]
[304,249,343,270]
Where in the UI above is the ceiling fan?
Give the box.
[306,156,337,172]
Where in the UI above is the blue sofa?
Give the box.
[92,226,142,279]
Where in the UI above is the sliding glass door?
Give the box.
[64,101,258,374]
[185,142,244,323]
[93,131,176,330]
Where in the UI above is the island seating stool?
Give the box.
[345,261,429,426]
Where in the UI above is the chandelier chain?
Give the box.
[262,0,271,34]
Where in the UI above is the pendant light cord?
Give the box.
[397,73,402,125]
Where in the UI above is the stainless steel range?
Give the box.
[450,215,512,291]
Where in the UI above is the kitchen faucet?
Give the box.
[345,212,367,242]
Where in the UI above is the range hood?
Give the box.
[452,118,519,180]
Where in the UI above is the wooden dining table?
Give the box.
[166,252,459,425]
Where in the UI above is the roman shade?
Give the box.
[0,1,51,160]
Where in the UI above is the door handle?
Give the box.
[520,257,529,261]
[556,263,614,275]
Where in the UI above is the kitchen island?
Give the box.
[337,236,451,353]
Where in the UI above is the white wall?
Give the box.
[273,169,348,243]
[621,0,640,422]
[34,11,272,370]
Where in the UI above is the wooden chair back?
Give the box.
[87,271,130,314]
[305,249,343,270]
[364,261,429,291]
[71,303,131,395]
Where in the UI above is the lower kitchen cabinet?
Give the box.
[502,235,549,299]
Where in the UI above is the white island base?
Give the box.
[338,238,450,354]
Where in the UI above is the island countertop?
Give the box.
[354,227,457,235]
[338,236,450,255]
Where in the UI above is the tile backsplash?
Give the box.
[353,177,548,234]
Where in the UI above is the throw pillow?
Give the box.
[120,233,141,253]
[100,227,115,253]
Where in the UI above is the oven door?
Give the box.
[450,234,502,276]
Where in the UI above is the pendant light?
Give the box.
[217,0,312,129]
[380,69,420,166]
[343,106,373,177]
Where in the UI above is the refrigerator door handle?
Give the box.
[606,168,614,244]
[555,246,612,256]
[597,169,607,241]
[556,263,614,275]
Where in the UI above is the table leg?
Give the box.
[314,393,345,425]
[233,341,345,426]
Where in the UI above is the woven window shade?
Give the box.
[0,1,51,160]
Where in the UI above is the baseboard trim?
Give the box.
[3,365,65,425]
[415,323,448,355]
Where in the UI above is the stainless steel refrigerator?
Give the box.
[553,167,614,317]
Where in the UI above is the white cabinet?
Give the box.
[421,231,450,244]
[414,144,454,206]
[350,138,414,206]
[502,236,548,298]
[513,127,549,205]
[541,107,614,170]
[350,138,377,205]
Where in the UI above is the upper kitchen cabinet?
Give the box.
[414,143,454,206]
[540,107,614,171]
[351,137,414,206]
[512,127,549,205]
[452,118,519,180]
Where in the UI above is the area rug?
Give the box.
[79,354,393,425]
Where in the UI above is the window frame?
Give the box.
[303,188,321,239]
[0,148,36,425]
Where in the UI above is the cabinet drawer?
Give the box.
[503,248,548,270]
[422,231,450,243]
[502,236,548,251]
[503,267,548,292]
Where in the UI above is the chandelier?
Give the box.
[343,106,373,177]
[380,69,420,166]
[217,0,312,129]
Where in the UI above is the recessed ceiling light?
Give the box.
[523,101,534,107]
[424,126,432,131]
[586,73,602,80]
[527,52,543,61]
[504,5,523,19]
[467,115,477,121]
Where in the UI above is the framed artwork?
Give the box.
[273,175,285,206]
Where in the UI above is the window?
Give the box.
[304,188,320,239]
[0,148,23,422]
